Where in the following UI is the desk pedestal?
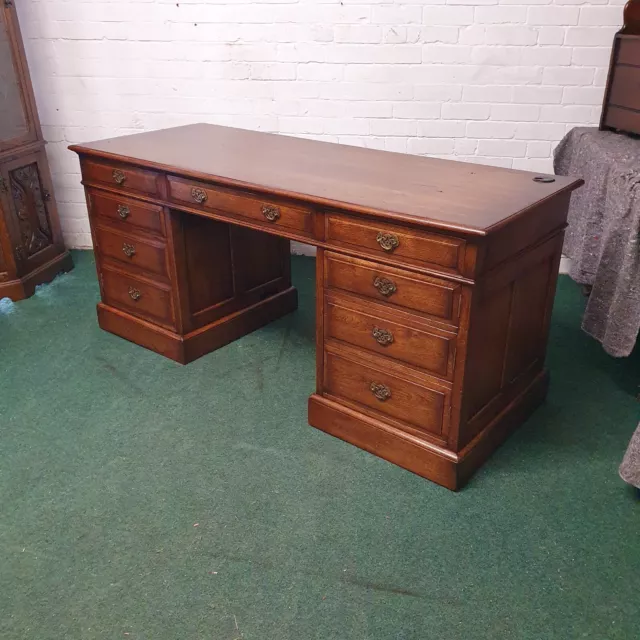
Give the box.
[91,206,298,365]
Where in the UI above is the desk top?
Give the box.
[71,123,582,236]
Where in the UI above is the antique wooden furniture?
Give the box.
[70,124,582,490]
[0,1,72,300]
[600,0,640,136]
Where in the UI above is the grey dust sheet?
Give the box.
[554,127,640,358]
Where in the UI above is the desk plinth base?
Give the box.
[0,251,74,301]
[97,286,298,365]
[308,370,549,491]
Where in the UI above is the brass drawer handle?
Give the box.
[262,204,280,222]
[122,243,136,258]
[118,204,130,220]
[373,276,397,297]
[191,187,208,204]
[372,327,394,346]
[370,382,391,402]
[376,232,399,252]
[128,287,141,301]
[112,169,126,185]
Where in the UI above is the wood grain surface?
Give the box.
[70,123,582,236]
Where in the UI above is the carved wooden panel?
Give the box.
[8,162,52,260]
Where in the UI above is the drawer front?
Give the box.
[90,190,165,236]
[101,267,175,328]
[324,350,449,437]
[95,225,168,278]
[325,252,461,326]
[167,176,313,235]
[326,214,465,274]
[325,294,456,379]
[82,159,161,197]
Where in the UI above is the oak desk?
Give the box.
[70,124,582,490]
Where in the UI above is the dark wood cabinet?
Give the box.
[600,1,640,136]
[0,2,72,300]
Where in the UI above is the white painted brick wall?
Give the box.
[14,0,622,249]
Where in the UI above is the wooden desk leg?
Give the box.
[98,211,298,364]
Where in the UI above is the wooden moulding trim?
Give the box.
[97,304,185,363]
[324,251,464,328]
[70,146,577,239]
[101,262,172,291]
[79,180,478,286]
[607,103,640,114]
[69,146,491,237]
[453,371,550,488]
[0,251,73,300]
[458,369,549,462]
[320,365,548,458]
[183,286,297,341]
[311,393,459,462]
[325,288,460,336]
[1,2,43,150]
[324,339,453,391]
[482,179,583,235]
[94,222,167,249]
[97,286,298,364]
[325,287,460,335]
[188,276,290,321]
[321,390,450,448]
[183,287,298,363]
[0,140,45,162]
[99,303,179,339]
[309,394,459,489]
[621,1,640,34]
[310,367,548,489]
[476,226,566,299]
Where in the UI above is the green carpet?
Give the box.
[1,251,639,640]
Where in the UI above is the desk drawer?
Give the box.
[95,225,168,278]
[325,252,461,326]
[90,190,165,237]
[326,214,465,275]
[167,176,313,235]
[325,293,456,380]
[82,159,161,198]
[101,267,175,329]
[324,348,449,438]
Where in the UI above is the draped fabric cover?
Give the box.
[620,423,640,489]
[554,127,640,358]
